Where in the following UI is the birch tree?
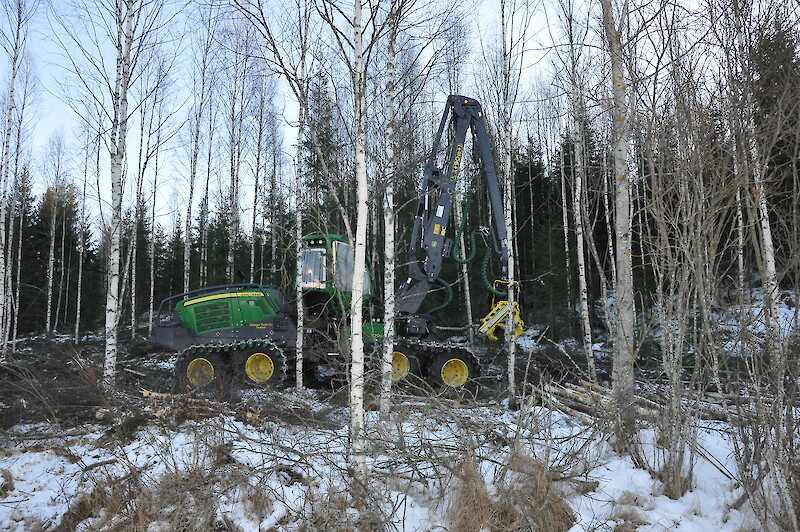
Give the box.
[634,2,719,496]
[216,20,250,282]
[379,0,400,419]
[103,0,135,386]
[712,1,800,525]
[183,0,218,294]
[54,0,172,386]
[0,0,36,359]
[313,0,392,486]
[4,49,35,353]
[233,0,317,389]
[345,0,370,485]
[74,101,103,343]
[376,0,435,416]
[556,0,597,381]
[43,132,67,334]
[601,0,637,440]
[480,0,535,404]
[10,167,33,352]
[146,77,177,336]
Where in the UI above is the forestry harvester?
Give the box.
[153,95,524,392]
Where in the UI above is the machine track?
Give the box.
[394,337,483,392]
[174,338,286,392]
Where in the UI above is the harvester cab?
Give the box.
[299,234,372,318]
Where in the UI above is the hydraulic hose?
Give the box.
[452,192,477,264]
[428,277,454,314]
[452,191,508,298]
[481,246,508,297]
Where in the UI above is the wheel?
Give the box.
[231,346,286,387]
[366,345,421,388]
[175,352,229,391]
[426,351,479,392]
[388,350,420,383]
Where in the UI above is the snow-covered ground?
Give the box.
[2,288,795,530]
[0,391,761,531]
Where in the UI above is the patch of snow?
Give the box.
[0,401,761,531]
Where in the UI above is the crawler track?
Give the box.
[174,339,287,390]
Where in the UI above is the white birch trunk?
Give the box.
[349,0,368,484]
[6,69,32,350]
[559,148,571,305]
[5,115,25,351]
[131,141,145,335]
[11,185,24,353]
[46,195,57,333]
[148,112,162,337]
[200,102,215,286]
[500,0,518,404]
[227,41,248,282]
[455,198,475,346]
[380,2,399,420]
[570,89,596,380]
[751,148,781,359]
[293,35,309,390]
[271,148,279,281]
[185,124,198,294]
[602,0,636,436]
[559,0,595,378]
[103,0,135,388]
[503,132,517,403]
[75,166,87,342]
[55,206,68,330]
[251,77,267,282]
[294,149,305,389]
[185,18,213,294]
[0,0,25,358]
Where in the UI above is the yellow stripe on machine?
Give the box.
[183,291,264,307]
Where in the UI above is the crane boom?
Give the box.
[396,95,510,318]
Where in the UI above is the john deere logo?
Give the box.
[451,144,463,180]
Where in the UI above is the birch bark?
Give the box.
[349,0,368,484]
[0,0,31,358]
[495,0,533,404]
[294,141,304,389]
[601,0,637,438]
[103,0,136,388]
[230,0,316,390]
[185,4,216,293]
[380,0,400,420]
[45,135,65,335]
[561,0,597,380]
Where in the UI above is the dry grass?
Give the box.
[449,451,575,532]
[58,467,234,531]
[0,468,14,496]
[609,505,648,531]
[297,489,386,532]
[56,425,277,531]
[450,457,496,531]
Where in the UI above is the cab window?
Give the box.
[300,249,327,289]
[334,242,371,296]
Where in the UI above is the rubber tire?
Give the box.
[425,351,479,395]
[175,352,229,392]
[231,347,286,387]
[387,349,421,383]
[366,345,421,388]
